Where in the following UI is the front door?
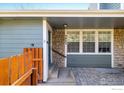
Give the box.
[48,31,51,66]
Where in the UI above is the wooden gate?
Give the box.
[24,48,43,81]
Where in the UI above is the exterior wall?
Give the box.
[52,29,65,67]
[89,3,98,10]
[114,29,124,68]
[0,19,43,58]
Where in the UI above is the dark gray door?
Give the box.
[48,31,51,66]
[67,55,111,68]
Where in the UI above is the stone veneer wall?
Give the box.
[114,29,124,68]
[52,28,124,68]
[52,29,65,67]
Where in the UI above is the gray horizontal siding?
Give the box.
[67,55,111,68]
[0,19,43,58]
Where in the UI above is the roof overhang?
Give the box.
[48,17,124,29]
[0,10,124,17]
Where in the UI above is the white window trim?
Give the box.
[80,31,82,53]
[95,30,98,53]
[97,3,100,10]
[64,28,67,67]
[67,53,112,55]
[111,30,114,68]
[65,29,114,68]
[121,3,124,10]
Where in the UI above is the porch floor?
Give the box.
[72,68,124,85]
[39,68,124,85]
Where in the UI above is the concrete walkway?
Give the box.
[72,68,124,85]
[38,68,76,85]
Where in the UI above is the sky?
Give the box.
[0,3,90,10]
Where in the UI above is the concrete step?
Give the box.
[58,68,73,79]
[49,64,59,79]
[39,68,76,85]
[49,64,55,75]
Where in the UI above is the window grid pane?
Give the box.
[98,32,111,42]
[83,31,95,52]
[67,32,79,42]
[100,3,121,10]
[98,31,111,53]
[68,42,79,52]
[67,31,79,52]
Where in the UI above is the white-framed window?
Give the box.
[82,31,95,53]
[99,3,121,10]
[66,29,113,54]
[67,31,80,53]
[98,31,111,53]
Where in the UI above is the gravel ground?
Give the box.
[71,68,124,85]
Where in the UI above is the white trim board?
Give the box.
[43,18,48,82]
[65,29,114,68]
[0,10,124,17]
[111,29,114,68]
[64,28,67,67]
[43,18,53,82]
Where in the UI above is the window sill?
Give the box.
[67,53,112,55]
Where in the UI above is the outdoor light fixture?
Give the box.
[63,24,68,28]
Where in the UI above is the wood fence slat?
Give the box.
[25,48,33,85]
[35,48,39,69]
[39,48,43,80]
[28,51,33,70]
[23,48,27,73]
[18,54,25,78]
[23,48,27,55]
[24,53,29,73]
[0,58,9,85]
[10,56,19,84]
[35,48,39,81]
[32,48,35,67]
[31,68,38,85]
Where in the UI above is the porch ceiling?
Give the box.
[48,17,124,29]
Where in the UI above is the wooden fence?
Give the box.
[23,48,43,81]
[0,48,43,85]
